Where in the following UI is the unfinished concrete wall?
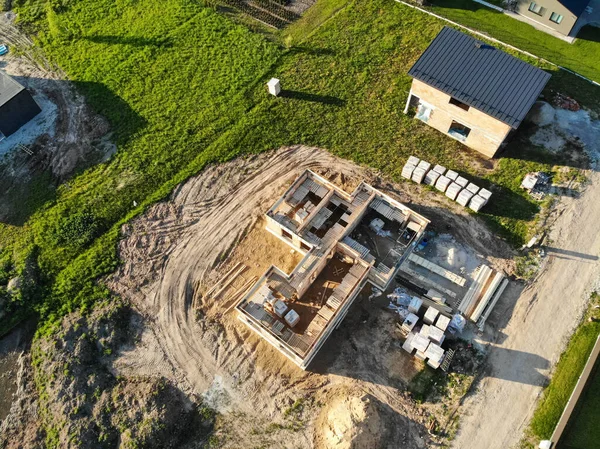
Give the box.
[409,79,512,158]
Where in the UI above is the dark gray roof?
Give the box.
[408,27,551,129]
[558,0,590,16]
[0,71,25,108]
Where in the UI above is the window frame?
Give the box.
[449,97,471,111]
[528,2,545,15]
[549,12,563,23]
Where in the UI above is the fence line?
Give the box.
[393,0,600,87]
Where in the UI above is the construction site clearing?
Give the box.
[232,169,509,371]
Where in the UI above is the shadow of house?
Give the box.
[0,76,144,226]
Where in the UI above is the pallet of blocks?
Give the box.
[402,156,420,179]
[456,189,474,206]
[435,175,451,193]
[445,182,462,201]
[469,187,492,212]
[424,169,440,186]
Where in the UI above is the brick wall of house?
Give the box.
[409,79,513,158]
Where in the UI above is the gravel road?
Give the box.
[451,171,600,449]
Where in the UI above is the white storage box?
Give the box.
[446,170,459,181]
[435,175,452,193]
[267,78,281,96]
[457,189,474,206]
[412,167,427,183]
[424,170,440,186]
[272,299,288,318]
[445,182,462,201]
[428,326,445,345]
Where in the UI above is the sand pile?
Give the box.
[319,394,382,449]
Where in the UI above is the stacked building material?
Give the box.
[468,187,492,212]
[445,182,462,200]
[435,175,451,192]
[458,265,507,326]
[402,157,492,210]
[456,189,474,206]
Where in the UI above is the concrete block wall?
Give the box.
[410,79,512,158]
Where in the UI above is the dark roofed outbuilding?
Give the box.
[408,27,551,129]
[0,71,42,138]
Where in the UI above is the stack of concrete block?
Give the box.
[469,187,492,212]
[446,170,459,181]
[456,188,474,206]
[445,182,462,200]
[401,156,420,180]
[412,166,427,183]
[401,157,492,212]
[412,160,431,184]
[424,169,440,186]
[456,176,469,188]
[433,165,447,175]
[435,175,452,192]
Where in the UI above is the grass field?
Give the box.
[428,0,600,83]
[559,357,600,449]
[1,0,598,334]
[524,294,600,446]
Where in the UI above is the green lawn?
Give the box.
[559,358,600,449]
[526,294,600,444]
[1,0,598,333]
[428,0,600,83]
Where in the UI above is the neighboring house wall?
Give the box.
[409,79,512,158]
[515,0,579,35]
[0,89,42,137]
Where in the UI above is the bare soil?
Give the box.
[0,15,115,224]
[106,145,514,448]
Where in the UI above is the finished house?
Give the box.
[514,0,596,38]
[405,27,551,158]
[0,71,42,140]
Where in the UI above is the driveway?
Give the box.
[451,171,600,449]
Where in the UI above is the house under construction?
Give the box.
[235,170,429,369]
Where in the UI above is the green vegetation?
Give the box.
[428,0,600,83]
[0,0,597,337]
[560,358,600,449]
[524,293,600,444]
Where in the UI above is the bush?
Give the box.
[53,210,104,249]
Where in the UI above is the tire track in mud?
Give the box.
[108,146,369,416]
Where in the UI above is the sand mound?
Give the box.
[320,394,382,449]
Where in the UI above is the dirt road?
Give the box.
[451,171,600,449]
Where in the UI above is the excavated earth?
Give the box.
[103,145,513,448]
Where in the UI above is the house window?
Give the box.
[448,121,471,142]
[415,102,433,123]
[282,228,293,240]
[550,12,563,23]
[449,97,470,111]
[300,241,311,251]
[528,2,545,15]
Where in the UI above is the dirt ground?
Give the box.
[106,144,514,448]
[451,115,600,448]
[0,15,114,224]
